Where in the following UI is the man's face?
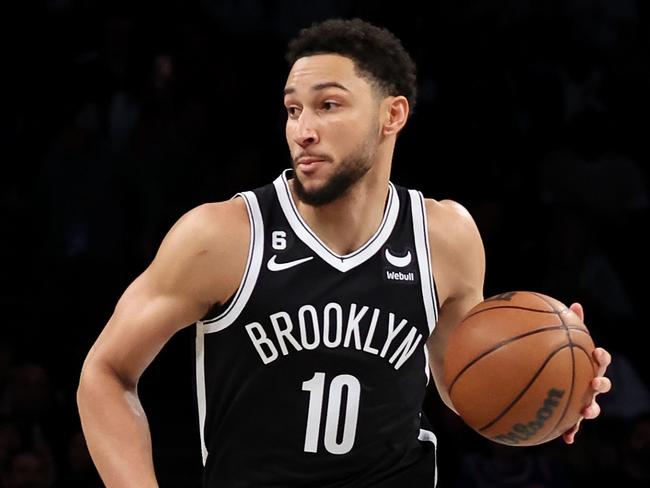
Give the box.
[284,54,382,206]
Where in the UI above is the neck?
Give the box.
[290,152,393,256]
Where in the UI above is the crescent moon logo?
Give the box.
[384,249,412,268]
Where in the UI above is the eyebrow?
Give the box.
[283,82,350,96]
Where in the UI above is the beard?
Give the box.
[292,125,379,207]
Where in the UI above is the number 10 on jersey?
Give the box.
[302,372,361,455]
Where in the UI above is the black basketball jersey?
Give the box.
[196,170,440,487]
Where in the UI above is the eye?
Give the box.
[321,101,339,111]
[286,106,301,118]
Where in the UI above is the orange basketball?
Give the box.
[443,291,597,446]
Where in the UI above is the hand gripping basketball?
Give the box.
[443,291,597,446]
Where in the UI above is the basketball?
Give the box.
[443,291,597,446]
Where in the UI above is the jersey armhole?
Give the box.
[199,191,264,333]
[408,190,440,334]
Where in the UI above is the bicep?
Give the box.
[426,198,486,350]
[84,268,208,386]
[82,201,249,385]
[424,198,486,408]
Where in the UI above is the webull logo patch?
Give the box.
[385,270,415,282]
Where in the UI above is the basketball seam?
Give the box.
[572,344,596,365]
[564,327,591,336]
[449,326,571,393]
[530,292,564,313]
[477,344,570,432]
[464,305,559,321]
[452,294,593,445]
[537,301,575,443]
[537,343,595,443]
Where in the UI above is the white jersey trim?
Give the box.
[418,428,438,487]
[424,342,431,385]
[196,322,208,464]
[418,428,437,445]
[203,191,264,333]
[273,170,400,273]
[409,190,439,334]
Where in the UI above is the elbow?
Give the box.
[77,354,98,416]
[76,352,129,414]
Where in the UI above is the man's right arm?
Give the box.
[77,199,249,488]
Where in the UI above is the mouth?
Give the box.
[295,156,329,174]
[296,157,327,166]
[297,159,325,168]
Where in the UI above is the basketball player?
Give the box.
[77,18,612,487]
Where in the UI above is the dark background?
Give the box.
[2,0,649,487]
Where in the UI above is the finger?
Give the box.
[570,302,584,322]
[592,376,611,394]
[593,350,610,379]
[593,347,612,370]
[583,401,601,419]
[563,419,581,444]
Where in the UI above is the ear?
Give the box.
[382,96,409,136]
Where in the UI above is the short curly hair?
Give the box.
[286,18,417,116]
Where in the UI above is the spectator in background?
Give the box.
[2,364,57,422]
[0,418,24,480]
[1,363,70,483]
[619,414,650,487]
[454,442,571,488]
[59,430,102,488]
[1,449,55,488]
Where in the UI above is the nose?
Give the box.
[292,111,319,148]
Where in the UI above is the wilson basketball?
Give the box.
[443,291,596,446]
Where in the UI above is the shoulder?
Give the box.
[149,198,251,306]
[168,198,249,244]
[157,198,252,263]
[423,198,482,249]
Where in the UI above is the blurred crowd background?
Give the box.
[2,0,649,487]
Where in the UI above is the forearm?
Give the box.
[429,353,456,414]
[77,362,159,488]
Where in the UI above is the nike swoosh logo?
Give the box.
[267,255,314,271]
[385,249,412,268]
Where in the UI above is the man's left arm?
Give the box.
[423,198,612,443]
